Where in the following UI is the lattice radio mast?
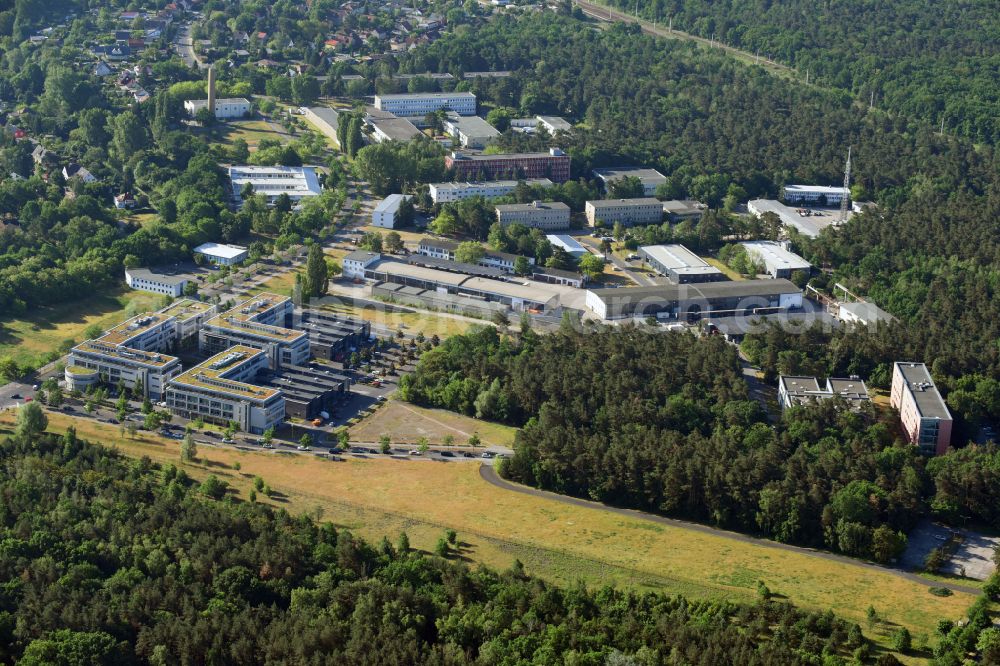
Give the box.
[839,146,852,223]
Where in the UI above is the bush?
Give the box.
[199,475,228,500]
[928,587,953,597]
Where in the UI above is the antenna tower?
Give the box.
[839,146,852,223]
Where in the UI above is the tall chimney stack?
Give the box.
[207,66,216,115]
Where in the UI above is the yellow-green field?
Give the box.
[705,257,747,280]
[207,119,285,150]
[1,408,975,659]
[349,398,518,447]
[315,297,479,339]
[0,290,164,367]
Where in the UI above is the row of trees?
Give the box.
[0,428,881,664]
[400,325,1000,561]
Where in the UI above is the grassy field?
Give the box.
[123,212,158,228]
[349,398,518,447]
[0,290,164,368]
[203,119,285,151]
[315,297,480,339]
[704,257,747,281]
[3,408,975,660]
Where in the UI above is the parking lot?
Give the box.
[902,521,999,580]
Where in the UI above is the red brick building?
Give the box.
[445,148,571,182]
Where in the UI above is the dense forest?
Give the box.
[0,421,895,665]
[597,0,1000,144]
[400,325,1000,563]
[397,14,1000,380]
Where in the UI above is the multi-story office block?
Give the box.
[166,346,285,434]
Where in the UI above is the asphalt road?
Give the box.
[478,465,982,595]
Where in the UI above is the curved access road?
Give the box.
[478,464,981,595]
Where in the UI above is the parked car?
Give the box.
[408,450,420,456]
[481,452,495,459]
[31,384,39,391]
[10,393,20,399]
[440,451,455,458]
[221,437,234,444]
[311,418,323,426]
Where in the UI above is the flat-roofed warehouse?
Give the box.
[639,244,725,284]
[740,241,812,279]
[585,279,802,320]
[257,364,351,420]
[364,259,559,312]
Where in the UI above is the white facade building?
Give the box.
[184,97,251,119]
[125,267,189,297]
[428,179,554,203]
[782,184,849,206]
[371,194,413,228]
[229,166,322,207]
[740,241,812,279]
[374,92,477,116]
[343,251,381,279]
[194,242,249,266]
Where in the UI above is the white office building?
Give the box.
[585,198,663,227]
[166,345,286,434]
[194,242,249,266]
[184,98,251,119]
[740,241,812,279]
[428,179,554,204]
[343,251,381,279]
[782,185,849,206]
[125,267,189,297]
[374,92,477,117]
[229,166,322,207]
[372,194,414,228]
[495,201,571,230]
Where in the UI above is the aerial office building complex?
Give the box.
[166,346,285,434]
[64,301,217,399]
[199,294,311,369]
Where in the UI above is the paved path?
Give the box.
[478,465,982,595]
